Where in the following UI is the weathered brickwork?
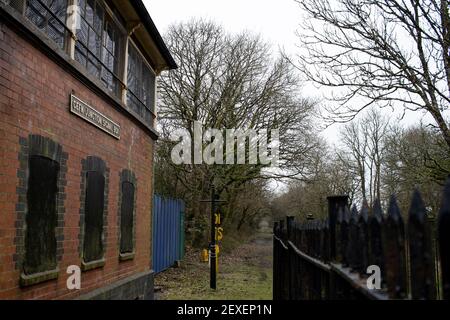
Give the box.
[0,20,155,299]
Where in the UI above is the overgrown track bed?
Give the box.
[154,232,273,300]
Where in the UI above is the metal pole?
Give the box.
[200,185,226,290]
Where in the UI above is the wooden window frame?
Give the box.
[74,0,126,97]
[126,39,157,127]
[21,0,72,50]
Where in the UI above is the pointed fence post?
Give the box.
[300,221,306,252]
[287,216,294,241]
[323,219,330,263]
[341,206,350,267]
[273,221,279,300]
[323,219,331,298]
[384,196,407,299]
[286,216,294,300]
[408,189,436,299]
[306,220,312,256]
[358,201,369,275]
[336,207,344,263]
[277,219,284,299]
[327,196,349,261]
[439,177,450,300]
[314,220,321,258]
[369,199,384,287]
[348,205,360,272]
[297,221,302,248]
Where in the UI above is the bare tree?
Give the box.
[293,0,450,149]
[270,139,360,220]
[338,109,390,205]
[339,121,369,200]
[159,19,320,186]
[383,124,450,208]
[156,19,320,242]
[363,109,390,201]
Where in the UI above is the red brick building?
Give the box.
[0,0,176,299]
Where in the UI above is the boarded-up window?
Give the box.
[24,156,59,275]
[83,170,105,262]
[120,182,135,253]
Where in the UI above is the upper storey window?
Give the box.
[75,0,123,97]
[6,0,160,129]
[127,43,156,127]
[25,0,69,50]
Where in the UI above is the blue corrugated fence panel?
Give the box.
[152,195,185,273]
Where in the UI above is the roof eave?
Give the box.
[131,0,178,70]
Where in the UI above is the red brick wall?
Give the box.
[0,21,155,299]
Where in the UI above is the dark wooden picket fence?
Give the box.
[273,178,450,300]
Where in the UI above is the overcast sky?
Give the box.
[144,0,436,147]
[145,0,301,53]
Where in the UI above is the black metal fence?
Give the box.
[273,178,450,300]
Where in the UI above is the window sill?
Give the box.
[20,268,59,287]
[119,252,135,262]
[81,259,105,271]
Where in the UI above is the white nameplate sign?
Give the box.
[70,94,120,139]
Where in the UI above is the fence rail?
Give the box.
[273,178,450,300]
